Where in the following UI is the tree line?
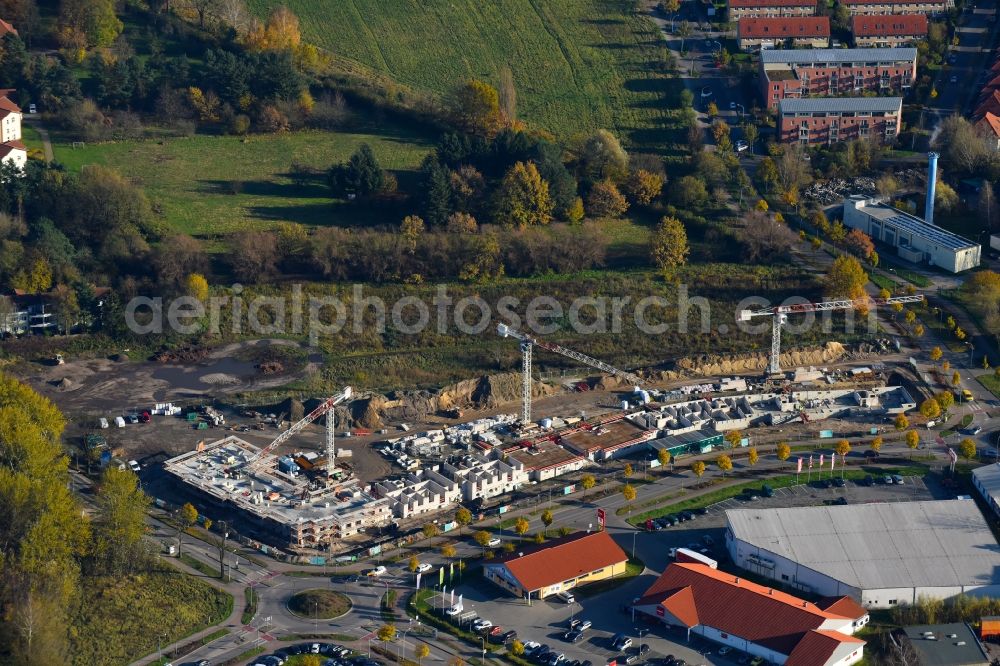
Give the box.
[0,373,151,664]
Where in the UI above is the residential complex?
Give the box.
[483,530,628,600]
[851,14,928,46]
[842,195,981,273]
[725,500,1000,608]
[633,562,868,666]
[727,0,818,20]
[760,48,917,109]
[777,98,903,146]
[841,0,951,14]
[737,16,830,50]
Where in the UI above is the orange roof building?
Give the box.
[0,19,17,39]
[483,530,628,600]
[633,563,867,666]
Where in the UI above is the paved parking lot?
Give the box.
[438,477,940,666]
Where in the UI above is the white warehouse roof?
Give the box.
[973,463,1000,506]
[727,500,1000,591]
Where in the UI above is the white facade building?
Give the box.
[373,467,461,520]
[443,455,528,501]
[842,196,980,273]
[0,92,25,170]
[726,500,1000,608]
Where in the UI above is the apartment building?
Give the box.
[737,16,830,49]
[842,0,951,14]
[727,0,818,20]
[373,468,462,520]
[442,455,529,501]
[760,47,917,108]
[0,91,25,170]
[851,14,928,46]
[777,97,902,145]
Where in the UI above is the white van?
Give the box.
[555,591,575,604]
[98,417,109,429]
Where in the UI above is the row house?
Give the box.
[777,97,903,145]
[373,468,461,519]
[441,455,529,501]
[851,14,928,47]
[737,16,830,50]
[727,0,818,20]
[842,0,951,14]
[759,47,917,109]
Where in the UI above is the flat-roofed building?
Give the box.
[842,0,951,14]
[901,623,990,666]
[842,196,981,273]
[778,98,902,146]
[851,14,928,47]
[760,47,917,108]
[738,16,830,49]
[726,500,1000,608]
[728,0,818,20]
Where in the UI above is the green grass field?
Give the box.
[50,122,433,236]
[69,567,233,666]
[247,0,677,140]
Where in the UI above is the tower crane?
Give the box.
[738,295,924,375]
[238,386,353,477]
[497,324,645,425]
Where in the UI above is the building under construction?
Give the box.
[163,436,392,550]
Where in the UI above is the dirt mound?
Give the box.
[109,353,128,362]
[53,377,72,389]
[656,342,848,381]
[343,372,560,429]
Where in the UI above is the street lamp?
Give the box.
[636,628,649,653]
[631,529,638,559]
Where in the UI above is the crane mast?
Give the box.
[738,295,924,374]
[497,324,645,424]
[241,386,353,476]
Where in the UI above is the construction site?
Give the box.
[160,307,929,553]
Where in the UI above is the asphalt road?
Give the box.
[924,0,999,130]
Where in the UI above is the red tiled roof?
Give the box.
[851,14,927,36]
[817,596,869,620]
[977,112,1000,138]
[0,140,26,158]
[976,90,1000,119]
[0,95,20,114]
[636,563,862,657]
[785,630,865,666]
[729,0,817,8]
[982,74,1000,93]
[0,18,17,37]
[497,531,627,592]
[739,16,830,39]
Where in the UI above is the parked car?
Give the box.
[367,566,387,577]
[679,510,695,521]
[859,475,874,486]
[488,537,502,547]
[638,644,650,655]
[761,485,774,498]
[523,642,542,657]
[565,630,584,642]
[417,563,433,573]
[892,474,905,485]
[735,140,748,152]
[611,635,632,651]
[445,605,464,616]
[128,460,141,473]
[693,506,709,515]
[883,474,894,485]
[833,497,848,505]
[971,425,983,435]
[833,477,846,488]
[472,619,493,632]
[718,647,731,655]
[556,591,575,604]
[622,653,639,665]
[577,620,592,631]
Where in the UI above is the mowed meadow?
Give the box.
[51,120,434,236]
[246,0,677,140]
